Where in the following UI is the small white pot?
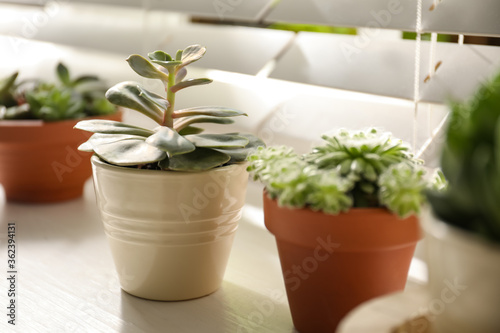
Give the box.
[91,156,248,301]
[423,209,500,333]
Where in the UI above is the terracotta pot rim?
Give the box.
[263,190,408,217]
[0,110,120,128]
[263,191,422,251]
[91,155,247,177]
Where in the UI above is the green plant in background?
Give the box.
[427,72,500,243]
[248,129,443,218]
[0,63,116,121]
[402,32,452,42]
[269,22,356,35]
[75,44,264,172]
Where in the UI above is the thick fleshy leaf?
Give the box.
[137,86,169,110]
[186,134,248,148]
[180,44,206,68]
[126,55,169,81]
[174,115,234,132]
[178,126,204,136]
[56,63,70,86]
[165,147,230,171]
[175,49,183,61]
[173,106,247,118]
[74,119,154,137]
[74,75,99,85]
[170,78,212,93]
[94,139,166,166]
[0,72,18,94]
[214,134,266,163]
[105,81,163,123]
[151,59,182,69]
[148,50,172,62]
[175,67,187,83]
[78,133,145,152]
[145,126,195,156]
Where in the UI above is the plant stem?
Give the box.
[163,68,176,128]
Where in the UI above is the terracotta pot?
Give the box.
[263,192,421,333]
[0,112,121,203]
[91,156,249,301]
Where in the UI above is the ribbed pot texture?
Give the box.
[0,112,121,203]
[263,192,421,333]
[91,156,249,301]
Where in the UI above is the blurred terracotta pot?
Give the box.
[263,192,421,333]
[0,112,121,203]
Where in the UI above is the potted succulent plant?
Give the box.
[247,129,444,333]
[425,72,500,333]
[75,44,264,301]
[0,63,120,202]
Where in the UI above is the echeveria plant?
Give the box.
[0,63,116,121]
[248,129,444,218]
[427,72,500,243]
[75,45,264,172]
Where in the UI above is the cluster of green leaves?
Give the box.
[427,72,500,243]
[0,63,115,121]
[248,129,442,218]
[75,45,264,172]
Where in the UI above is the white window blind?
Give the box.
[1,0,499,161]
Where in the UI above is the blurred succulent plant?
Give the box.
[248,129,442,218]
[0,63,115,121]
[427,72,500,243]
[75,44,264,172]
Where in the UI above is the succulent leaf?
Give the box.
[215,134,265,163]
[94,139,166,166]
[127,54,170,81]
[174,115,234,132]
[186,133,249,148]
[173,106,247,118]
[78,133,145,152]
[178,126,204,136]
[166,147,230,171]
[56,63,71,86]
[137,86,170,110]
[175,67,187,83]
[74,119,153,137]
[170,78,212,93]
[179,44,206,68]
[148,50,172,62]
[145,126,195,156]
[105,81,163,124]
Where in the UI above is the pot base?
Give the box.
[4,184,85,203]
[108,234,236,301]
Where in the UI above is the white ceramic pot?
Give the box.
[423,209,500,333]
[91,156,248,301]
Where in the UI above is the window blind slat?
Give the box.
[0,4,293,75]
[422,0,500,37]
[0,0,274,21]
[269,32,416,101]
[269,32,500,103]
[420,43,500,103]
